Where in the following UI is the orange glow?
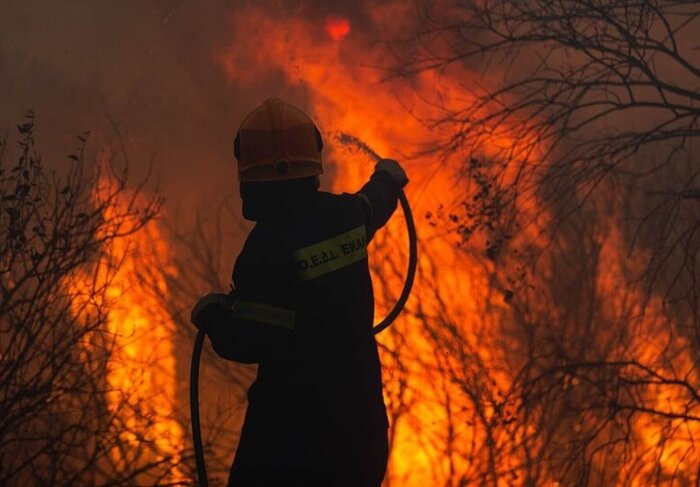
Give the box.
[325,16,351,41]
[69,178,184,482]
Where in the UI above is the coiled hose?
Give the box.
[191,138,417,486]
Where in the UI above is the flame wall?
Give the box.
[3,1,699,485]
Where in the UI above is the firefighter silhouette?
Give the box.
[192,98,408,486]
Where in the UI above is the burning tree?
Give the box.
[0,113,188,485]
[397,0,700,313]
[382,0,700,484]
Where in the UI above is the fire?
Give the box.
[325,16,351,41]
[68,177,184,482]
[215,2,700,485]
[595,224,700,482]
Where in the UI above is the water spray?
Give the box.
[190,134,418,485]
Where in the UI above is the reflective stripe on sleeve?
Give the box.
[230,300,296,330]
[293,225,367,281]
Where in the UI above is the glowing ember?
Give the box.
[325,16,351,41]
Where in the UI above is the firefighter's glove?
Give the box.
[375,158,408,188]
[191,293,232,331]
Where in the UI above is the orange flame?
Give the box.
[68,177,184,482]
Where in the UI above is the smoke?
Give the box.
[0,1,372,218]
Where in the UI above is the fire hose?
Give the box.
[190,136,417,486]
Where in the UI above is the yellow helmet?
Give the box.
[234,98,324,182]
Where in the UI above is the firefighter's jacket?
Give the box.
[205,171,400,484]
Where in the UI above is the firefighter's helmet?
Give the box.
[234,98,324,182]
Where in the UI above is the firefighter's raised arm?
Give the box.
[355,158,409,239]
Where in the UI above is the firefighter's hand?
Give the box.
[375,159,408,188]
[191,293,232,331]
